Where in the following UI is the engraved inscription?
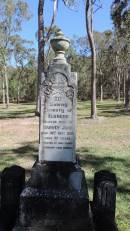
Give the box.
[42,93,73,150]
[39,72,76,162]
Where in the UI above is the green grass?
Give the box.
[77,100,130,231]
[0,100,130,230]
[0,103,35,119]
[0,103,38,173]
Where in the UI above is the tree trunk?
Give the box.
[100,84,103,102]
[86,0,97,119]
[125,70,130,111]
[17,68,23,104]
[4,65,9,108]
[100,71,103,102]
[123,74,126,104]
[117,72,121,103]
[112,79,116,100]
[17,78,20,104]
[2,75,6,108]
[36,0,44,115]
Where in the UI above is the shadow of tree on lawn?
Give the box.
[77,147,130,195]
[100,109,130,117]
[0,143,130,197]
[0,109,36,119]
[77,101,130,118]
[12,142,38,156]
[0,141,38,174]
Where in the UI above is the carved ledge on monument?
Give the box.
[49,62,71,75]
[17,185,91,230]
[12,226,27,231]
[29,162,88,197]
[13,216,94,231]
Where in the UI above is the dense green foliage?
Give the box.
[0,0,36,104]
[68,28,129,103]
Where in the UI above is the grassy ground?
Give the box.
[0,100,130,231]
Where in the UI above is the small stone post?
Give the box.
[1,165,25,231]
[92,170,118,231]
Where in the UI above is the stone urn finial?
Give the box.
[50,29,70,63]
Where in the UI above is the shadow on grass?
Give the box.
[77,105,91,111]
[12,142,38,156]
[20,102,36,105]
[0,141,38,173]
[1,142,130,196]
[78,109,130,120]
[78,115,91,119]
[77,147,130,195]
[0,109,35,119]
[101,109,130,117]
[97,103,122,110]
[77,101,122,110]
[77,100,130,118]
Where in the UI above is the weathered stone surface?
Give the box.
[92,170,118,231]
[30,162,87,191]
[14,217,93,231]
[1,165,25,231]
[12,163,94,231]
[50,30,70,64]
[39,62,77,163]
[0,171,1,208]
[0,172,3,231]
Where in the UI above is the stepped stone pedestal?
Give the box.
[13,162,94,231]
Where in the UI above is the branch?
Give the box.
[93,0,102,14]
[46,0,58,42]
[62,0,78,11]
[45,43,51,65]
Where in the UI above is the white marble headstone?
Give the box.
[39,65,77,162]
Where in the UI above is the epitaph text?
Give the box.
[39,71,77,162]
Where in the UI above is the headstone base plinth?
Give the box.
[13,162,94,231]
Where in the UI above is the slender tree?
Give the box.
[36,0,44,114]
[11,35,35,103]
[0,0,31,107]
[36,0,58,114]
[86,0,97,119]
[111,0,130,108]
[125,70,130,111]
[36,0,74,114]
[0,47,9,107]
[2,75,6,107]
